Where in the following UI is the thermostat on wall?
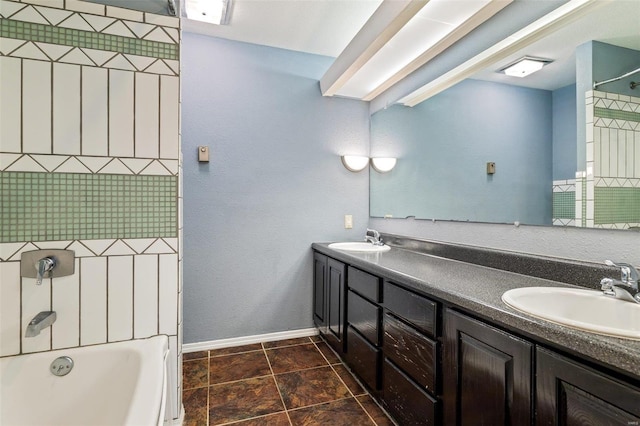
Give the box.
[486,162,496,174]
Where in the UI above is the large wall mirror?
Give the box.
[370,0,640,230]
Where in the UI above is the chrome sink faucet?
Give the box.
[600,260,639,303]
[365,228,384,246]
[25,311,57,337]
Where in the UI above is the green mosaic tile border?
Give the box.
[552,191,575,220]
[594,107,640,123]
[0,18,178,60]
[594,187,640,224]
[0,172,177,243]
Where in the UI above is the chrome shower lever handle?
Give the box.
[35,257,56,285]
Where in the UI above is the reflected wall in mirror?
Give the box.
[370,0,640,229]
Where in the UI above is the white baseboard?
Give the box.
[182,328,319,353]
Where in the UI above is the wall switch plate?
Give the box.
[486,162,496,174]
[344,215,353,229]
[198,146,209,162]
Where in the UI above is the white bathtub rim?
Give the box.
[0,335,169,426]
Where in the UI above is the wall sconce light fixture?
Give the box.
[341,155,369,172]
[371,157,397,173]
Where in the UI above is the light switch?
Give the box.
[486,162,496,174]
[344,215,353,229]
[198,146,209,162]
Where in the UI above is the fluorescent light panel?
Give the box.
[501,57,551,77]
[186,0,231,25]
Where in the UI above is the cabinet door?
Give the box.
[313,252,327,330]
[536,348,640,425]
[443,309,533,426]
[326,258,346,353]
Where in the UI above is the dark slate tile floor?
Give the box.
[182,336,395,425]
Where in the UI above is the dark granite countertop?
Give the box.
[312,242,640,381]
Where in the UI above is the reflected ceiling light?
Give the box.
[185,0,233,25]
[398,0,605,107]
[341,155,369,172]
[371,157,397,173]
[501,57,552,78]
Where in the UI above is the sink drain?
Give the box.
[50,356,73,376]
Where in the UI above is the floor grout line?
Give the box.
[185,337,393,426]
[262,341,293,426]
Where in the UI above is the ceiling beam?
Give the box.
[363,0,513,101]
[319,0,428,97]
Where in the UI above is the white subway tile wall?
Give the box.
[0,0,182,419]
[579,91,640,229]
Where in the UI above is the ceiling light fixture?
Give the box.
[185,0,233,25]
[501,56,552,78]
[341,155,370,172]
[371,157,397,173]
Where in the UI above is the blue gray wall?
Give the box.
[370,79,552,225]
[181,33,370,343]
[552,84,577,180]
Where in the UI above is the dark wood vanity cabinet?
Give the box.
[443,308,533,426]
[536,348,640,425]
[312,250,640,426]
[313,253,347,354]
[344,266,382,391]
[382,281,441,425]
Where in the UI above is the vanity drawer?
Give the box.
[383,358,438,426]
[384,281,438,338]
[348,266,381,302]
[384,313,438,393]
[346,326,380,391]
[348,290,381,346]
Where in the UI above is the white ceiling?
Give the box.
[182,0,383,58]
[182,0,640,99]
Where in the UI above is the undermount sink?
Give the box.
[328,242,391,253]
[502,287,640,340]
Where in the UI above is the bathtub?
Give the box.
[0,335,169,426]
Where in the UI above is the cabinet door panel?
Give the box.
[536,348,640,425]
[348,290,381,346]
[444,309,532,426]
[384,313,438,393]
[313,253,327,329]
[326,258,346,353]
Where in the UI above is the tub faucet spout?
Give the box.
[25,311,56,337]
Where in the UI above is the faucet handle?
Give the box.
[604,260,639,285]
[35,257,56,285]
[600,278,616,295]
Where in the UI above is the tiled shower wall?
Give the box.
[579,90,640,229]
[552,178,575,226]
[0,0,183,420]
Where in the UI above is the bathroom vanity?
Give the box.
[312,238,640,425]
